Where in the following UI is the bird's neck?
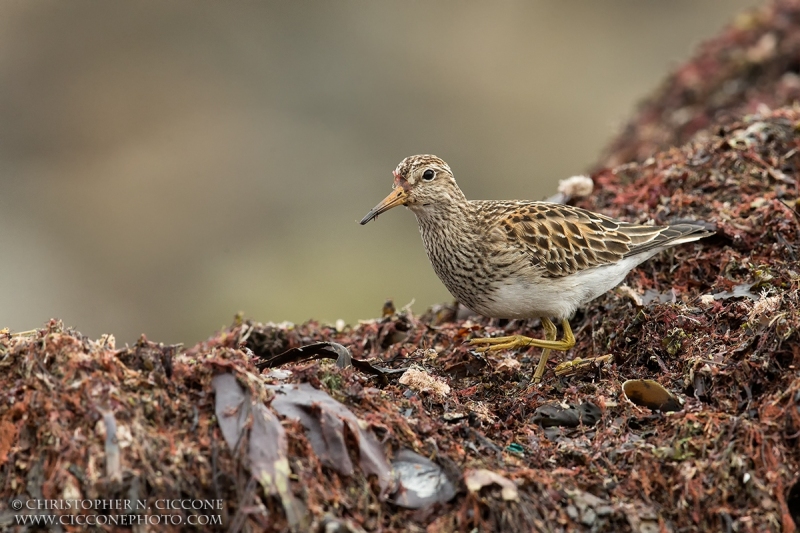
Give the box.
[413,198,477,250]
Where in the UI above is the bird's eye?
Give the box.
[422,169,435,181]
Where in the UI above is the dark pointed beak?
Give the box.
[359,187,408,225]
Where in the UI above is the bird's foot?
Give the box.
[469,334,535,353]
[469,334,572,353]
[470,318,576,383]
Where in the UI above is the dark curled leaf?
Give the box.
[211,373,248,450]
[269,383,394,497]
[256,341,405,379]
[256,341,351,370]
[391,449,456,509]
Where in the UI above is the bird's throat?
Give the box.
[413,200,494,311]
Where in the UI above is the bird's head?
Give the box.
[360,155,464,224]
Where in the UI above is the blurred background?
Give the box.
[0,1,761,345]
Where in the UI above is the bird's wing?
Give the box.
[476,201,708,278]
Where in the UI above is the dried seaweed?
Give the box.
[4,6,800,530]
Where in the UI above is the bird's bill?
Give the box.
[359,188,408,225]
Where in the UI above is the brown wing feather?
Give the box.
[477,201,709,278]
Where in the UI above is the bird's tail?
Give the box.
[622,222,714,257]
[658,223,716,247]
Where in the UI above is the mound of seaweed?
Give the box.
[1,109,798,532]
[2,6,800,533]
[602,0,800,169]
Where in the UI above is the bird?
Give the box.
[360,155,713,383]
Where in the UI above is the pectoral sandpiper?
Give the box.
[360,155,712,383]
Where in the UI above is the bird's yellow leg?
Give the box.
[469,318,575,353]
[532,317,558,383]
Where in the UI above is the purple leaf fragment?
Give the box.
[211,373,249,450]
[269,383,394,497]
[212,373,308,529]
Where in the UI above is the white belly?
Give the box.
[478,254,656,319]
